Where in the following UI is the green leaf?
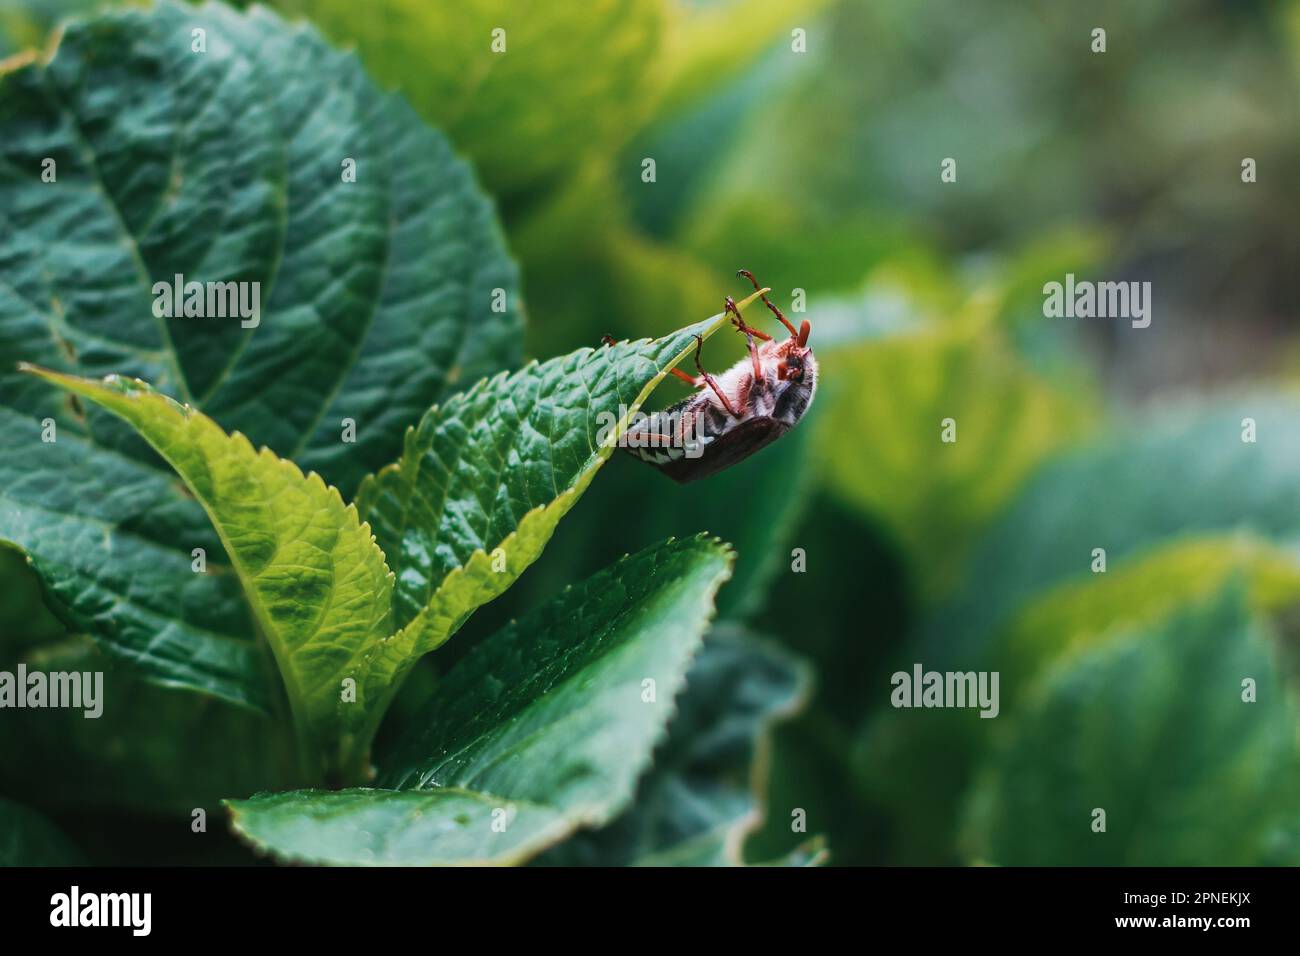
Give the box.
[536,625,812,866]
[1001,533,1300,701]
[24,301,749,780]
[507,159,728,362]
[270,0,665,194]
[0,0,521,705]
[859,536,1300,867]
[0,634,298,816]
[227,535,735,865]
[18,366,392,783]
[650,0,834,120]
[876,397,1300,866]
[0,797,83,865]
[924,395,1300,667]
[1,553,287,817]
[348,300,758,746]
[0,425,272,709]
[227,788,571,866]
[379,534,732,798]
[964,585,1300,865]
[817,314,1090,593]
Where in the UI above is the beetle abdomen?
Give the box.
[622,394,713,466]
[654,416,789,483]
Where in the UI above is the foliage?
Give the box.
[3,0,1300,867]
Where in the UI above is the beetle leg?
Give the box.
[701,373,741,418]
[724,295,772,341]
[669,367,698,385]
[627,428,679,447]
[746,333,762,380]
[737,270,799,338]
[692,334,741,417]
[723,295,766,379]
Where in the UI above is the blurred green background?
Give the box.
[4,0,1300,865]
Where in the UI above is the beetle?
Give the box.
[619,270,817,483]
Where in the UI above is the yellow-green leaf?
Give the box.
[228,535,734,865]
[18,366,392,784]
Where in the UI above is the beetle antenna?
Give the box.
[737,269,798,338]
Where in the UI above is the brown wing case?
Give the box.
[653,416,790,483]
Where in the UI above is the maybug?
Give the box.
[620,271,817,483]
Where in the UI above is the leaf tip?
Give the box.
[15,363,79,391]
[0,47,41,77]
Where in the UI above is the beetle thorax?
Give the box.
[698,339,817,428]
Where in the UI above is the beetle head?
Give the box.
[777,320,814,383]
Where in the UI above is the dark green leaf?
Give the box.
[0,0,521,704]
[925,396,1300,667]
[227,535,734,865]
[965,585,1300,865]
[349,302,757,737]
[21,367,393,783]
[27,305,745,780]
[537,625,812,866]
[271,0,665,193]
[0,635,298,816]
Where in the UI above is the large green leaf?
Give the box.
[25,304,748,780]
[0,632,298,816]
[964,585,1300,865]
[271,0,665,194]
[0,414,270,709]
[1,551,284,818]
[923,395,1300,667]
[19,366,393,783]
[651,0,833,120]
[227,535,734,865]
[0,0,521,706]
[863,392,1300,863]
[536,625,812,866]
[817,314,1090,594]
[859,397,1300,865]
[1000,533,1300,702]
[854,532,1300,867]
[0,543,284,818]
[348,300,759,745]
